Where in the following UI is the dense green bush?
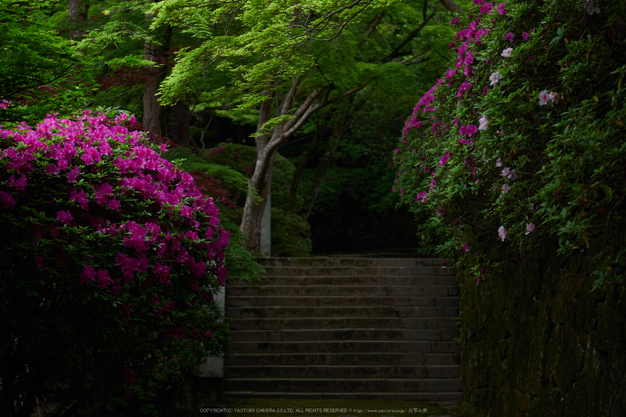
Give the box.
[203,143,312,256]
[394,0,626,287]
[0,112,229,416]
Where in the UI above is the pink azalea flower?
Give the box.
[450,17,461,25]
[525,223,536,235]
[501,167,517,179]
[456,81,473,97]
[56,210,73,224]
[539,90,550,105]
[497,3,507,14]
[70,190,89,210]
[489,71,503,86]
[496,158,503,167]
[501,47,513,57]
[498,226,507,241]
[107,199,121,211]
[97,269,111,289]
[462,243,469,252]
[80,265,96,284]
[0,191,16,210]
[546,91,559,104]
[505,32,515,42]
[522,32,530,40]
[460,124,478,137]
[439,150,451,166]
[480,3,494,14]
[501,184,510,194]
[45,164,59,175]
[67,167,80,183]
[478,115,488,130]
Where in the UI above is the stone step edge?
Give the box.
[223,378,462,383]
[228,316,459,320]
[226,365,460,369]
[223,391,464,400]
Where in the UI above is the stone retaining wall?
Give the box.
[459,239,626,416]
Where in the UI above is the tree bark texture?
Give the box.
[142,42,162,136]
[68,0,89,38]
[241,82,328,254]
[239,78,366,253]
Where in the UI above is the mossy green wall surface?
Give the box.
[459,239,626,417]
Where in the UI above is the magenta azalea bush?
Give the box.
[394,0,626,286]
[0,111,230,416]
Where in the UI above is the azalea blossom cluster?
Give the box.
[0,111,233,409]
[0,111,229,314]
[391,0,556,281]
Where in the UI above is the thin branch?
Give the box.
[400,48,430,65]
[314,1,373,42]
[279,75,302,116]
[364,12,385,38]
[383,10,436,63]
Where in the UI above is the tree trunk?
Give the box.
[241,97,273,255]
[142,42,162,136]
[142,4,171,136]
[68,0,89,38]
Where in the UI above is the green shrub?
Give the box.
[203,143,312,257]
[394,0,626,287]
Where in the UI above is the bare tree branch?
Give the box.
[400,48,430,65]
[383,10,436,63]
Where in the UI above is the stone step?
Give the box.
[223,378,463,394]
[256,257,451,268]
[229,275,459,286]
[256,266,454,277]
[230,328,459,343]
[229,317,458,331]
[224,257,462,400]
[222,391,463,402]
[226,305,459,319]
[228,341,460,354]
[225,365,461,379]
[225,352,460,366]
[228,285,459,297]
[227,295,460,308]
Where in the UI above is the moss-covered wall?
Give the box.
[459,239,626,416]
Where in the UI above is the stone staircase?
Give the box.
[223,257,462,401]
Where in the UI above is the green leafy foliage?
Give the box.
[0,0,93,123]
[203,142,313,256]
